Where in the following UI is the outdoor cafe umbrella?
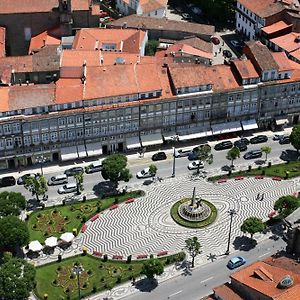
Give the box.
[45,236,58,248]
[60,232,74,243]
[28,240,43,252]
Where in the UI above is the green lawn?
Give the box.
[27,191,144,243]
[208,161,300,182]
[35,253,185,300]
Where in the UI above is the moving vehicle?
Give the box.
[136,167,155,179]
[48,174,68,186]
[0,176,16,188]
[17,173,37,185]
[227,256,246,269]
[174,148,192,158]
[152,152,167,161]
[188,160,204,170]
[279,136,290,144]
[214,141,233,151]
[64,167,84,176]
[58,183,77,194]
[243,150,262,160]
[85,161,102,174]
[250,135,268,144]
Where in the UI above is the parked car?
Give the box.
[152,151,167,161]
[182,13,192,20]
[85,161,102,174]
[136,167,155,179]
[223,49,232,58]
[250,135,268,144]
[17,173,37,185]
[227,256,246,269]
[188,160,204,170]
[279,136,290,144]
[230,40,242,48]
[0,176,16,188]
[221,165,234,172]
[174,148,192,158]
[234,141,247,152]
[58,183,77,194]
[273,134,286,141]
[243,150,263,160]
[64,167,84,176]
[214,141,233,151]
[211,36,220,45]
[188,151,198,161]
[48,174,68,186]
[235,137,249,145]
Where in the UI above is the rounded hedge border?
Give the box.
[170,198,218,228]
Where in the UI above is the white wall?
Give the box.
[140,31,148,56]
[137,5,166,18]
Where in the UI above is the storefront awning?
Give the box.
[61,146,78,161]
[77,144,87,158]
[141,133,163,147]
[241,119,258,131]
[178,130,212,141]
[211,121,242,135]
[126,136,141,150]
[275,117,289,126]
[86,143,103,157]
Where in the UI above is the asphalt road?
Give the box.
[1,137,295,202]
[125,237,286,300]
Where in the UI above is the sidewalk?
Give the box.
[3,127,293,179]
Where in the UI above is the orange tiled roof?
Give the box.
[232,59,260,79]
[0,27,5,58]
[271,51,293,72]
[0,55,33,73]
[101,52,140,65]
[29,30,60,54]
[166,43,212,59]
[270,32,300,52]
[0,0,91,14]
[72,28,146,54]
[0,87,9,112]
[139,0,167,14]
[230,261,300,299]
[238,0,285,18]
[213,282,243,300]
[176,37,213,54]
[55,78,83,103]
[261,21,292,35]
[61,50,101,67]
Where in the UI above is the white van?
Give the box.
[174,148,192,158]
[85,161,102,174]
[48,174,68,186]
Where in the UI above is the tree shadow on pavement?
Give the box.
[92,181,117,198]
[134,278,158,292]
[176,260,193,276]
[233,236,257,251]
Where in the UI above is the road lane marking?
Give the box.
[168,290,182,298]
[259,252,270,258]
[200,276,214,283]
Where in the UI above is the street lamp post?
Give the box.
[171,146,176,177]
[225,209,237,255]
[36,155,46,176]
[73,264,83,300]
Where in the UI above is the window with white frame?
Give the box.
[50,132,58,142]
[32,135,40,144]
[42,133,49,143]
[23,136,31,146]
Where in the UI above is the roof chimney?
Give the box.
[95,40,99,50]
[82,60,87,83]
[120,40,124,52]
[122,22,127,29]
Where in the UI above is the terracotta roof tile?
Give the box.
[32,45,60,72]
[261,21,292,35]
[139,0,167,14]
[238,0,285,18]
[29,30,60,54]
[101,52,140,65]
[176,37,213,54]
[61,50,101,67]
[271,51,293,72]
[0,87,9,112]
[72,28,146,54]
[0,27,5,58]
[55,78,83,103]
[8,84,55,111]
[110,15,215,37]
[230,261,300,299]
[213,282,243,300]
[0,55,33,73]
[166,43,212,59]
[270,32,300,52]
[232,59,260,79]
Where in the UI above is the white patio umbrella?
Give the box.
[60,232,74,243]
[28,240,43,252]
[44,236,58,248]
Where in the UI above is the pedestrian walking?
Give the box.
[261,193,265,201]
[219,47,222,53]
[256,193,260,200]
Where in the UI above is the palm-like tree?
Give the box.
[261,146,272,162]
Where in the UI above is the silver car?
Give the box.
[58,182,77,194]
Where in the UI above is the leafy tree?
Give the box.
[149,164,157,177]
[241,217,265,239]
[274,195,300,218]
[226,147,240,167]
[0,256,36,300]
[0,192,26,217]
[101,153,132,187]
[141,258,164,280]
[185,236,201,268]
[196,144,213,174]
[261,146,272,161]
[24,176,48,202]
[74,172,84,195]
[290,125,300,154]
[145,40,159,56]
[0,216,29,249]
